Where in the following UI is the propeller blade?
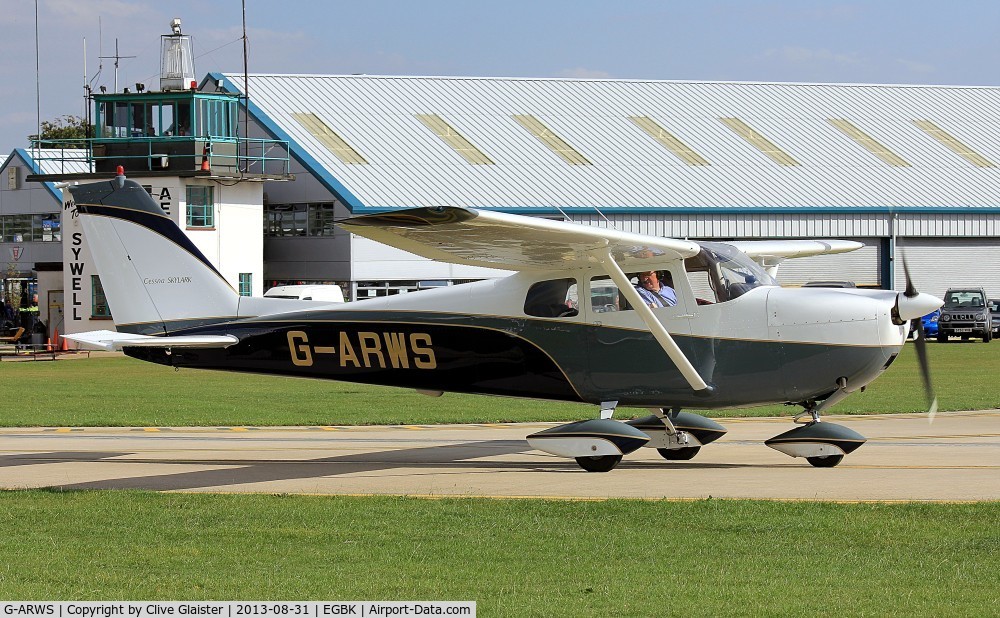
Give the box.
[901,248,918,298]
[912,318,938,423]
[901,249,938,422]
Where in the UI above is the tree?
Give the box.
[3,262,21,314]
[29,115,93,146]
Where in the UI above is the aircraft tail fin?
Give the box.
[67,172,241,335]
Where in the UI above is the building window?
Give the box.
[239,273,252,297]
[265,203,337,237]
[40,214,61,241]
[0,214,60,242]
[266,204,306,236]
[186,185,214,228]
[91,275,112,318]
[308,203,337,236]
[1,214,31,242]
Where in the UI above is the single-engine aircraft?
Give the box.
[66,170,942,471]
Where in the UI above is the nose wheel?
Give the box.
[767,382,866,467]
[806,454,844,468]
[575,455,623,472]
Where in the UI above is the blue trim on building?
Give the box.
[203,72,367,212]
[345,204,1000,215]
[12,149,64,204]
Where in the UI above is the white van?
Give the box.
[263,284,345,303]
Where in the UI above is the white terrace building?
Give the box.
[204,73,1000,300]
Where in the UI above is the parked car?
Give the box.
[937,287,991,343]
[263,284,345,303]
[990,299,1000,337]
[920,310,940,338]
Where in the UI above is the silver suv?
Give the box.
[937,288,992,343]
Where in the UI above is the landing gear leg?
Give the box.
[766,378,866,468]
[653,407,700,460]
[792,377,849,425]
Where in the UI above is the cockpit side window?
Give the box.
[524,278,579,318]
[685,252,725,304]
[589,276,625,312]
[684,243,776,304]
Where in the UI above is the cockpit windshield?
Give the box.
[685,242,777,303]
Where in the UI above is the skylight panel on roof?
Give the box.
[827,118,910,167]
[912,119,995,168]
[291,112,368,165]
[629,116,710,166]
[719,117,799,166]
[415,114,494,165]
[512,115,591,165]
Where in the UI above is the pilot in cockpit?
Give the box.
[634,270,677,308]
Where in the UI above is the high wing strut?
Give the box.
[596,248,712,394]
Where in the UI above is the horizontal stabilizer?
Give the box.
[64,330,239,351]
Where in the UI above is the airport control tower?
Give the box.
[26,18,292,340]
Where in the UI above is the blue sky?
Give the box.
[1,0,997,149]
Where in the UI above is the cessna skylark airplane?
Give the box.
[66,170,942,471]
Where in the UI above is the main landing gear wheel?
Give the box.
[575,455,622,472]
[806,455,844,468]
[657,446,701,460]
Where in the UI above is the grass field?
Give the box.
[0,342,997,427]
[2,347,997,614]
[0,491,996,615]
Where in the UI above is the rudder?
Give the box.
[68,173,240,335]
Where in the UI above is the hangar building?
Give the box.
[1,148,88,338]
[204,73,1000,300]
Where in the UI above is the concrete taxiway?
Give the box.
[0,411,996,501]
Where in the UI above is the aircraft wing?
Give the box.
[726,239,863,278]
[339,207,701,271]
[65,330,239,351]
[727,239,863,260]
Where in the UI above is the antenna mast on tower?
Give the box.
[100,38,136,93]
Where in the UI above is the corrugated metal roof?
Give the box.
[5,148,91,204]
[23,148,92,175]
[221,74,1000,212]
